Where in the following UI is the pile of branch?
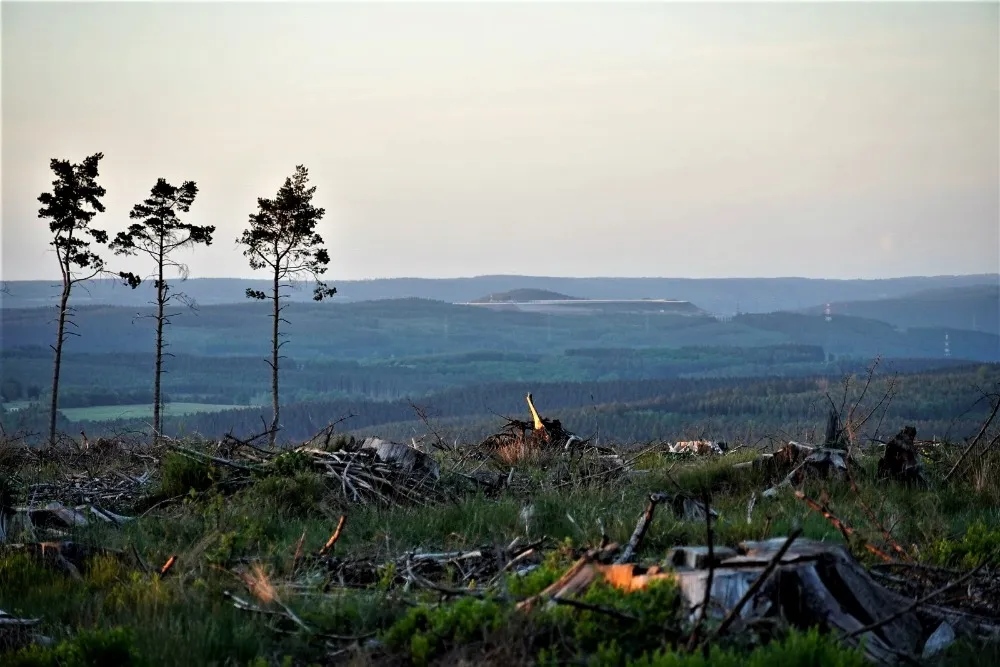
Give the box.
[26,469,152,514]
[479,417,582,453]
[8,502,135,535]
[169,437,451,507]
[478,393,587,456]
[299,536,548,592]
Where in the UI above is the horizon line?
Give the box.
[3,272,999,285]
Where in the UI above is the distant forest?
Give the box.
[4,363,998,447]
[3,275,998,446]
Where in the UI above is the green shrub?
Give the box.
[628,627,867,667]
[505,538,576,599]
[159,452,218,498]
[382,596,506,667]
[534,577,682,661]
[6,626,143,667]
[266,451,314,477]
[248,472,327,515]
[928,519,1000,568]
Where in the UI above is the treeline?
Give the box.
[3,344,980,412]
[22,363,994,446]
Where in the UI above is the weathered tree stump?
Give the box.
[519,537,999,664]
[877,426,926,486]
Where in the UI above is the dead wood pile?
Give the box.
[169,435,451,507]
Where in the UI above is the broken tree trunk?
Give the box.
[753,443,856,497]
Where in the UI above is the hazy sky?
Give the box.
[2,1,998,282]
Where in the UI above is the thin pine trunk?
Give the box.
[153,241,165,443]
[48,283,70,447]
[269,266,280,447]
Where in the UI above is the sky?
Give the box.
[2,1,998,282]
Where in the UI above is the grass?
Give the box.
[61,403,249,422]
[1,434,998,666]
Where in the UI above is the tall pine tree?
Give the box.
[238,165,336,445]
[111,178,215,442]
[37,153,113,446]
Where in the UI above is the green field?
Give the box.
[60,402,246,422]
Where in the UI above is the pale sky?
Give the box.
[2,1,998,282]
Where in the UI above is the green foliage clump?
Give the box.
[382,596,506,666]
[505,538,575,599]
[928,519,1000,568]
[533,578,681,663]
[266,450,314,477]
[249,472,327,515]
[159,452,219,498]
[628,627,867,667]
[381,575,683,666]
[6,626,143,667]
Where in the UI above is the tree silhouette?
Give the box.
[237,165,336,445]
[37,152,115,446]
[111,178,214,443]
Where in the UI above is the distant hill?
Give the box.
[797,284,1000,336]
[2,274,997,316]
[470,288,581,303]
[3,298,997,362]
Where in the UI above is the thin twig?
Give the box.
[945,395,1000,482]
[551,596,638,622]
[794,490,893,562]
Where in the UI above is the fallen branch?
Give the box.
[160,555,177,577]
[167,442,253,471]
[319,515,347,556]
[794,490,893,562]
[615,492,668,564]
[551,596,638,622]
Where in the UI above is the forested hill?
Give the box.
[798,284,1000,336]
[3,300,998,362]
[3,274,997,314]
